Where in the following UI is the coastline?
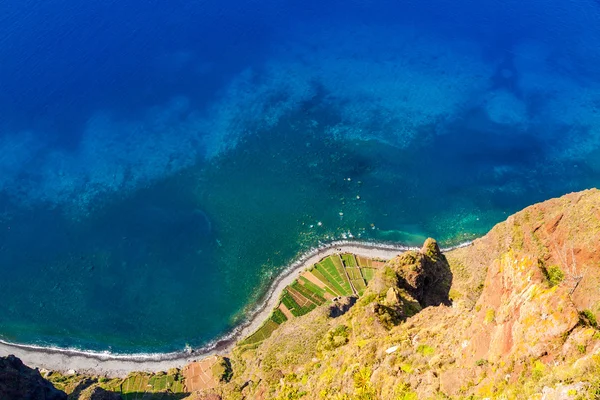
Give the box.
[0,239,471,377]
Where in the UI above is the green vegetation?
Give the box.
[484,309,496,324]
[212,357,233,383]
[346,267,367,295]
[281,289,317,317]
[321,256,353,295]
[239,319,280,346]
[48,370,186,400]
[342,253,357,268]
[331,254,345,270]
[116,372,185,399]
[531,360,546,380]
[299,276,331,298]
[580,309,598,328]
[290,281,326,305]
[416,344,435,356]
[353,367,376,399]
[543,264,565,287]
[318,324,351,351]
[315,261,351,296]
[310,268,343,296]
[360,268,376,283]
[236,253,380,350]
[395,383,418,400]
[271,308,288,324]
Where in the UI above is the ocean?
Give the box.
[1,0,599,353]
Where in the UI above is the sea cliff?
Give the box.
[2,189,600,399]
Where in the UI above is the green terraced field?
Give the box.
[346,267,367,295]
[237,253,384,349]
[114,373,186,399]
[356,255,372,267]
[299,276,332,298]
[342,253,357,268]
[291,281,326,305]
[314,263,348,296]
[239,319,280,346]
[271,308,288,324]
[318,257,353,295]
[360,267,376,283]
[308,268,342,296]
[281,289,317,317]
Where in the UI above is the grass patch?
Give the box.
[352,278,367,296]
[346,267,367,295]
[331,254,345,270]
[299,276,329,298]
[112,372,185,400]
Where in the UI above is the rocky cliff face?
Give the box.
[203,189,600,399]
[0,354,67,400]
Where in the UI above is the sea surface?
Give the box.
[1,0,600,353]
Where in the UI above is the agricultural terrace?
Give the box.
[48,369,186,400]
[238,253,383,349]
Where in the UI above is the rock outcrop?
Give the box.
[0,355,67,400]
[388,237,452,307]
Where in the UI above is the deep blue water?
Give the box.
[1,0,600,353]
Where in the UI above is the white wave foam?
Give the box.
[0,238,472,362]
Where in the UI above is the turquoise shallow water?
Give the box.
[1,0,600,353]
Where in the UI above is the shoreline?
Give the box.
[0,239,472,377]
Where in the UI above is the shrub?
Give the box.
[395,383,418,400]
[353,367,376,399]
[416,344,435,356]
[531,360,546,380]
[484,309,496,324]
[580,309,598,329]
[475,359,488,367]
[544,265,565,287]
[318,325,351,351]
[400,363,413,374]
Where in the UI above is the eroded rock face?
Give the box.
[462,250,580,365]
[0,355,67,400]
[327,296,357,318]
[388,238,452,307]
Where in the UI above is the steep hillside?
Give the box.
[204,189,600,399]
